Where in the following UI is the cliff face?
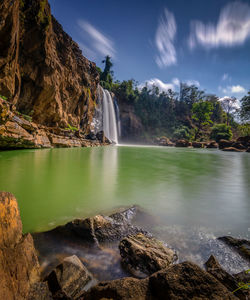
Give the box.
[0,0,99,131]
[117,99,143,141]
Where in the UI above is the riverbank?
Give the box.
[0,192,249,299]
[0,98,110,150]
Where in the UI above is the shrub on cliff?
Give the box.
[172,126,192,140]
[210,124,232,142]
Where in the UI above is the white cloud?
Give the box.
[184,80,200,87]
[155,8,177,68]
[138,78,179,93]
[219,96,240,109]
[222,85,246,94]
[188,1,250,49]
[138,78,200,93]
[78,20,116,59]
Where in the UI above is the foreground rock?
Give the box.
[119,233,177,278]
[218,236,250,262]
[46,255,94,299]
[82,261,237,300]
[205,255,249,300]
[0,192,51,300]
[207,140,218,148]
[44,206,147,246]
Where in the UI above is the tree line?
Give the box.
[98,56,250,141]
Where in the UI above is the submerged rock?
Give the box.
[119,233,177,278]
[82,261,237,300]
[218,236,250,262]
[45,255,94,299]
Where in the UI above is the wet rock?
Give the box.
[45,255,94,299]
[205,255,248,299]
[207,140,218,148]
[119,233,177,278]
[218,236,250,262]
[175,139,191,147]
[0,192,41,300]
[222,147,245,152]
[219,139,234,149]
[148,261,237,300]
[83,261,237,300]
[46,206,147,245]
[231,142,247,150]
[155,136,175,146]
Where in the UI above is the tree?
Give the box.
[192,100,213,140]
[240,91,250,122]
[210,124,232,142]
[219,96,238,125]
[100,56,113,90]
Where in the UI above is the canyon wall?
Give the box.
[0,0,99,132]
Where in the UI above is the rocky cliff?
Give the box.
[0,0,99,131]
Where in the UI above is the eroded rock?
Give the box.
[119,233,177,277]
[83,261,237,300]
[0,192,41,300]
[205,255,249,300]
[46,255,94,299]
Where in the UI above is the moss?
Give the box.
[37,0,51,31]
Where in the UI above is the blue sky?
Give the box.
[50,0,250,99]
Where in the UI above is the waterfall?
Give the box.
[114,98,121,138]
[92,86,119,144]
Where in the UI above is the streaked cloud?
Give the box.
[188,1,250,49]
[155,8,177,68]
[78,20,116,60]
[222,73,229,81]
[222,85,246,94]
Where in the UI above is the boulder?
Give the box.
[119,233,177,277]
[175,139,191,147]
[45,206,147,245]
[236,136,250,148]
[219,139,234,149]
[45,255,94,299]
[218,236,250,262]
[0,192,41,300]
[82,261,237,300]
[207,141,218,148]
[28,282,53,300]
[155,136,174,146]
[205,255,248,299]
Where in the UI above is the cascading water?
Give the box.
[92,85,119,144]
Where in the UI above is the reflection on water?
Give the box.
[0,145,250,272]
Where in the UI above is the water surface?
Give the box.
[0,145,249,273]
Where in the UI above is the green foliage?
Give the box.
[233,269,250,293]
[37,0,51,31]
[238,123,250,136]
[67,124,78,132]
[172,126,192,140]
[112,80,138,103]
[210,124,232,142]
[240,91,250,122]
[192,100,213,139]
[0,95,8,101]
